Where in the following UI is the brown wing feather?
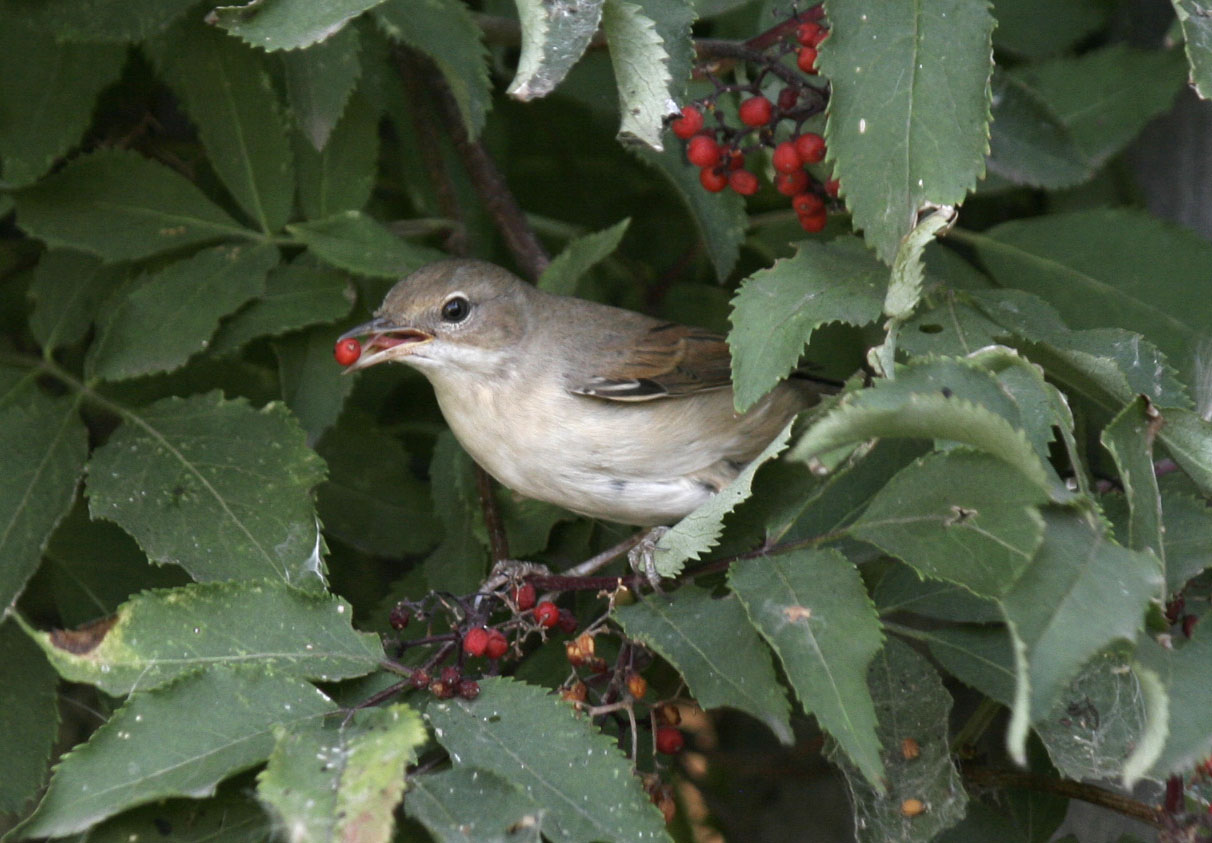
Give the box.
[570,322,734,402]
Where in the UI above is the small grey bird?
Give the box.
[342,259,825,526]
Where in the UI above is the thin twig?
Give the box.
[475,465,511,563]
[962,765,1165,828]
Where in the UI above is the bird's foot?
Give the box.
[627,526,671,592]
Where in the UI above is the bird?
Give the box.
[340,259,828,527]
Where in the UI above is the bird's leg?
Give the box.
[626,526,671,591]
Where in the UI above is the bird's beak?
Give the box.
[339,316,434,372]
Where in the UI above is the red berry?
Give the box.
[334,337,361,366]
[656,726,685,754]
[774,169,810,196]
[535,601,559,628]
[824,178,840,198]
[728,169,759,196]
[794,132,826,164]
[699,167,728,193]
[772,141,802,174]
[792,192,824,216]
[463,626,489,657]
[410,669,430,689]
[671,105,704,140]
[458,679,481,700]
[440,666,461,685]
[389,604,410,630]
[725,148,745,170]
[512,583,537,611]
[777,86,799,111]
[796,21,824,47]
[485,628,509,660]
[738,95,773,128]
[557,608,579,634]
[799,209,828,233]
[797,46,819,74]
[686,134,720,167]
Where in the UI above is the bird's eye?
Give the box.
[441,295,471,323]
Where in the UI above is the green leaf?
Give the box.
[211,0,385,51]
[0,390,87,612]
[1157,489,1212,593]
[922,625,1016,706]
[898,294,1002,359]
[11,669,335,840]
[829,638,967,843]
[375,0,490,139]
[538,218,631,296]
[316,412,437,556]
[999,509,1161,763]
[14,150,254,261]
[729,237,885,411]
[1174,0,1212,99]
[87,243,277,382]
[56,785,271,843]
[873,562,1001,624]
[149,19,295,234]
[985,72,1093,190]
[257,704,426,843]
[634,142,746,281]
[29,251,125,353]
[22,580,381,696]
[993,0,1105,57]
[616,584,792,743]
[508,0,604,100]
[405,767,545,843]
[788,357,1056,497]
[0,621,59,814]
[820,0,994,262]
[295,95,380,219]
[973,210,1212,387]
[283,25,363,151]
[1135,626,1212,778]
[424,677,669,842]
[0,21,126,185]
[1157,408,1212,498]
[851,451,1049,598]
[634,0,694,102]
[423,433,488,595]
[884,207,954,321]
[289,211,446,278]
[602,0,678,149]
[729,549,884,788]
[652,419,793,577]
[1101,398,1165,568]
[274,324,356,444]
[210,263,353,356]
[0,0,196,42]
[86,391,328,589]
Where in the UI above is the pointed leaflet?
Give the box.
[274,323,356,444]
[295,95,380,219]
[406,767,545,843]
[11,669,336,840]
[616,584,792,743]
[424,677,669,842]
[819,0,994,263]
[1100,397,1165,568]
[283,25,362,151]
[1134,627,1212,778]
[829,638,967,843]
[149,19,294,234]
[0,390,86,612]
[985,71,1093,190]
[1173,0,1212,99]
[375,0,490,140]
[999,508,1161,764]
[873,561,1000,625]
[210,0,385,51]
[923,626,1016,706]
[29,251,125,353]
[729,237,886,411]
[0,622,59,814]
[539,218,631,296]
[602,0,678,149]
[508,0,604,100]
[0,20,125,186]
[851,451,1049,598]
[23,580,382,696]
[257,704,426,843]
[87,243,276,382]
[209,263,353,356]
[86,391,328,589]
[1156,489,1212,593]
[729,549,884,788]
[1160,409,1212,498]
[289,211,446,278]
[14,150,253,261]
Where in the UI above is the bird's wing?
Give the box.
[568,322,733,402]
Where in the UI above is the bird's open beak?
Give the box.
[339,316,434,372]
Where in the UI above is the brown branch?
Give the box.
[962,765,1165,829]
[475,465,511,563]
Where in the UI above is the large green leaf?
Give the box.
[289,211,446,278]
[54,785,271,843]
[283,25,363,151]
[820,0,994,262]
[209,263,353,356]
[86,392,328,589]
[424,677,669,842]
[211,0,386,51]
[1136,627,1212,777]
[0,390,87,612]
[0,621,59,814]
[851,451,1049,598]
[406,767,544,843]
[922,625,1016,706]
[23,580,381,696]
[829,638,968,843]
[1156,488,1212,593]
[729,237,885,411]
[508,0,604,100]
[1173,0,1212,99]
[616,584,792,743]
[28,251,125,353]
[375,0,490,139]
[422,433,488,595]
[11,669,335,840]
[87,244,277,382]
[602,0,678,149]
[149,20,295,234]
[1156,408,1212,498]
[294,95,380,220]
[0,0,195,42]
[257,704,426,843]
[14,150,254,261]
[729,549,884,787]
[0,20,126,186]
[985,72,1093,190]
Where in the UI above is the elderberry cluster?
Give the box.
[670,12,838,232]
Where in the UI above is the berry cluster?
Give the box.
[669,8,838,232]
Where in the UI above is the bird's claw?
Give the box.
[627,526,670,592]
